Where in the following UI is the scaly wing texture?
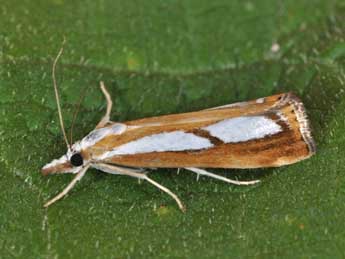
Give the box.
[86,93,315,168]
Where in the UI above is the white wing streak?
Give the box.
[202,116,282,143]
[99,131,213,159]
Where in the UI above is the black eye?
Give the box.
[70,153,83,167]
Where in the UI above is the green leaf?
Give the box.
[1,1,345,258]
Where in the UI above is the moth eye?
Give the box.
[70,153,83,167]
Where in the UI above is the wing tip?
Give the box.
[277,92,316,155]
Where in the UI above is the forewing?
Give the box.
[88,93,315,168]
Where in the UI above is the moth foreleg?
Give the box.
[93,163,186,212]
[184,167,260,186]
[96,81,113,129]
[44,164,90,207]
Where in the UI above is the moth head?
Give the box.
[41,124,126,175]
[41,143,86,175]
[42,40,94,176]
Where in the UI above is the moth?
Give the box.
[42,46,316,211]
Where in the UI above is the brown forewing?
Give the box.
[88,92,315,168]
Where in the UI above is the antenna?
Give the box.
[52,37,70,149]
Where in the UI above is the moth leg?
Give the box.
[96,81,113,129]
[44,165,90,207]
[93,163,186,212]
[184,167,260,186]
[144,175,186,212]
[92,163,144,175]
